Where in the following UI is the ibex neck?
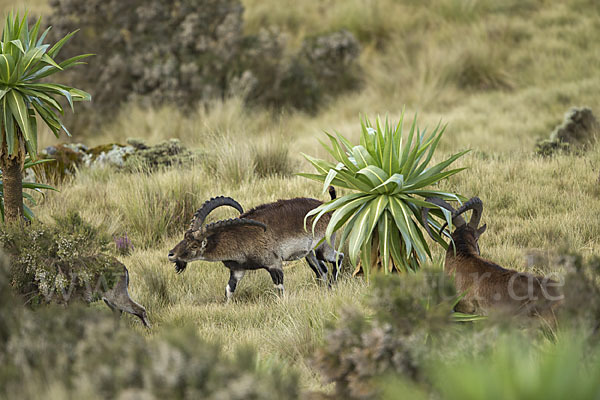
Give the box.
[448,234,478,257]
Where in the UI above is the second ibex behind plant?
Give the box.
[421,197,563,317]
[168,190,344,301]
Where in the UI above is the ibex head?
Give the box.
[168,196,266,273]
[421,197,487,255]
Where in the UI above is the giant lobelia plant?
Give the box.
[300,112,469,279]
[0,12,91,222]
[0,156,56,221]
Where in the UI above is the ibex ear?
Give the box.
[477,224,487,237]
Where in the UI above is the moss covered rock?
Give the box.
[36,139,200,181]
[536,107,599,156]
[34,144,87,184]
[123,138,199,171]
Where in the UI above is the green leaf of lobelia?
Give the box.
[300,112,468,279]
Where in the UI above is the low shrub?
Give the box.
[123,139,200,172]
[0,211,117,305]
[0,253,300,399]
[314,270,457,399]
[35,139,201,184]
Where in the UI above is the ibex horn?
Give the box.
[453,197,483,229]
[190,196,244,231]
[421,197,466,239]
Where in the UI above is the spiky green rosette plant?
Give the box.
[0,12,91,223]
[300,113,468,279]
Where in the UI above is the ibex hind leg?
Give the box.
[317,243,344,283]
[330,252,344,282]
[305,251,329,285]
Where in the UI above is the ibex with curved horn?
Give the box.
[168,190,343,301]
[421,197,562,316]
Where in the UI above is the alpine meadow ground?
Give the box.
[4,0,600,393]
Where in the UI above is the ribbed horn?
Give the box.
[190,196,244,231]
[453,197,483,229]
[201,218,267,234]
[421,197,466,239]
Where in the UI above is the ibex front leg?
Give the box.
[226,269,246,302]
[267,264,285,296]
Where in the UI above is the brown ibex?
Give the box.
[421,197,562,317]
[48,256,149,327]
[168,190,343,301]
[99,259,150,328]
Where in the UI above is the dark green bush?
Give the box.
[299,30,362,95]
[48,0,244,109]
[316,256,600,399]
[0,211,118,305]
[0,252,19,354]
[239,29,361,113]
[47,0,362,124]
[314,270,457,399]
[0,249,299,399]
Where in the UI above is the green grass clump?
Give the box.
[428,335,600,400]
[252,140,296,178]
[443,40,514,91]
